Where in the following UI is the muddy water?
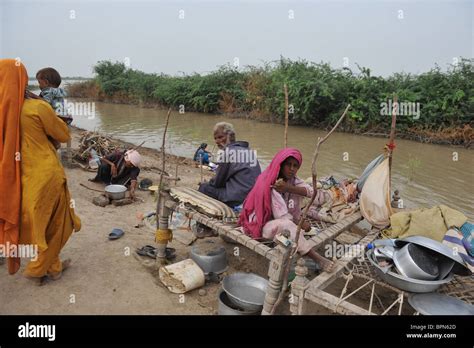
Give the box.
[71,101,473,220]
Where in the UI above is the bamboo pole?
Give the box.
[269,104,351,315]
[156,108,172,225]
[284,83,289,148]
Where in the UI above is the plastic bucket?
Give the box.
[159,259,205,294]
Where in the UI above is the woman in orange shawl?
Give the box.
[0,59,81,284]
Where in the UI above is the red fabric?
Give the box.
[238,148,302,239]
[386,142,396,151]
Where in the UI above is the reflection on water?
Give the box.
[71,100,474,220]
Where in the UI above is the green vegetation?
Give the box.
[68,58,474,146]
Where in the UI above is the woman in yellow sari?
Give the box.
[0,59,81,284]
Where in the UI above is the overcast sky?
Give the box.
[1,0,472,78]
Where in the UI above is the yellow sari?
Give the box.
[19,98,81,277]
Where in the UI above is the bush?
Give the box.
[72,58,473,139]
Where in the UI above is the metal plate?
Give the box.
[408,293,474,315]
[394,236,471,276]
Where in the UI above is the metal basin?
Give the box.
[367,249,453,293]
[105,185,127,200]
[222,273,268,312]
[190,240,228,275]
[408,293,474,315]
[393,244,439,280]
[394,236,471,276]
[217,290,260,315]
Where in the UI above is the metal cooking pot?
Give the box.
[394,236,471,276]
[222,273,268,312]
[367,249,453,293]
[393,243,439,280]
[105,185,127,200]
[217,290,260,315]
[190,241,228,275]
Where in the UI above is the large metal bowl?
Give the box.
[105,185,127,200]
[222,273,268,312]
[367,249,454,293]
[393,244,439,280]
[190,240,228,275]
[394,236,471,276]
[408,293,474,315]
[217,290,260,315]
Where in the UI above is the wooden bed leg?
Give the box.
[262,244,291,315]
[290,258,309,315]
[155,191,172,265]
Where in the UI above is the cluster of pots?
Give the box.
[368,236,471,293]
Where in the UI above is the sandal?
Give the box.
[136,246,176,260]
[109,228,125,240]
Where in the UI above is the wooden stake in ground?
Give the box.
[388,94,397,178]
[66,125,72,167]
[175,160,179,186]
[284,83,289,148]
[200,158,204,184]
[155,108,172,224]
[269,104,351,315]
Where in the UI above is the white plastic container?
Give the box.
[159,259,205,294]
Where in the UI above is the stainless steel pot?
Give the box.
[105,185,127,200]
[367,249,453,293]
[222,273,268,312]
[190,240,228,275]
[393,243,439,280]
[217,290,260,315]
[394,236,471,276]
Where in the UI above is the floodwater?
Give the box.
[70,100,473,220]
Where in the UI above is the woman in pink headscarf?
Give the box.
[239,148,335,273]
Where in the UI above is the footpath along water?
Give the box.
[70,100,474,220]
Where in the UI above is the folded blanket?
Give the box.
[383,205,467,242]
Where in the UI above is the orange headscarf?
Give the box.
[0,59,27,274]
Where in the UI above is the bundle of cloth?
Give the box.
[382,205,473,272]
[382,205,467,241]
[305,176,359,223]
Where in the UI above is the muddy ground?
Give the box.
[1,127,334,315]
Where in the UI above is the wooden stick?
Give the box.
[297,104,351,251]
[175,161,179,186]
[80,183,104,193]
[388,94,397,208]
[269,104,351,315]
[200,158,204,184]
[284,83,289,148]
[156,108,172,226]
[389,95,398,147]
[388,94,397,173]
